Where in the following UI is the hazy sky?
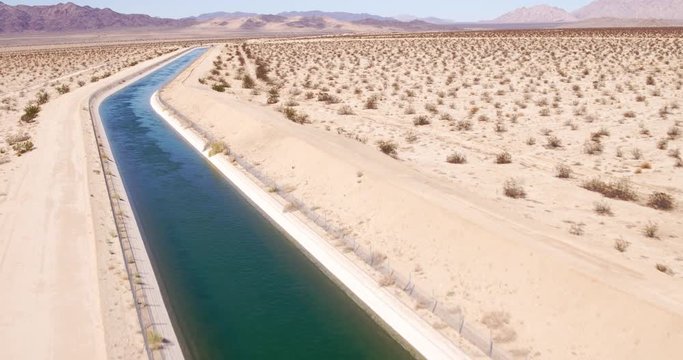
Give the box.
[3,1,594,21]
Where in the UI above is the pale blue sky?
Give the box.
[4,1,593,21]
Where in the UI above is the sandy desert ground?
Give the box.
[0,42,193,359]
[160,28,683,358]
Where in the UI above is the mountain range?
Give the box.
[1,0,682,33]
[493,0,683,23]
[0,1,191,32]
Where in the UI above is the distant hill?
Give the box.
[0,1,191,32]
[492,5,577,23]
[574,0,683,20]
[491,0,683,24]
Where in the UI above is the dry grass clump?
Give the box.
[614,238,630,252]
[545,136,562,149]
[594,201,613,216]
[413,115,431,126]
[20,104,40,123]
[337,105,354,115]
[646,192,675,211]
[495,151,512,164]
[503,178,526,199]
[446,152,467,164]
[281,106,310,124]
[583,140,603,155]
[643,222,659,239]
[207,141,229,157]
[12,140,34,155]
[377,140,398,157]
[582,178,637,201]
[555,164,572,178]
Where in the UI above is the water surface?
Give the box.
[99,49,413,360]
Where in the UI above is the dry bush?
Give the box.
[364,95,379,109]
[545,136,562,149]
[337,105,354,115]
[495,151,512,164]
[377,140,398,157]
[647,192,675,211]
[614,238,630,252]
[413,115,430,126]
[36,90,49,105]
[446,152,467,164]
[594,201,613,216]
[583,140,603,155]
[582,178,637,201]
[20,104,40,123]
[242,74,255,89]
[455,120,472,131]
[207,141,229,157]
[569,223,585,236]
[212,83,227,92]
[643,222,659,239]
[55,84,70,94]
[12,140,34,155]
[556,164,572,178]
[503,178,526,199]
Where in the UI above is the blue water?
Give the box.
[99,49,413,359]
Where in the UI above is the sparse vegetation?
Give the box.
[647,192,675,211]
[582,178,637,201]
[446,152,467,164]
[503,178,526,199]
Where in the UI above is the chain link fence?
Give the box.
[156,92,513,360]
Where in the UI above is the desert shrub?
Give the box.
[55,84,70,94]
[446,152,467,164]
[404,131,418,144]
[526,137,536,146]
[631,148,643,160]
[643,222,659,239]
[582,178,637,201]
[569,224,584,236]
[207,141,229,157]
[317,92,340,104]
[12,140,34,155]
[36,90,49,105]
[555,164,572,178]
[647,192,675,211]
[77,80,86,87]
[503,178,526,199]
[545,136,562,149]
[413,115,430,126]
[594,201,613,216]
[255,60,269,82]
[495,151,512,164]
[242,75,255,89]
[425,103,438,114]
[20,104,40,123]
[267,87,279,104]
[337,105,354,115]
[583,140,603,155]
[455,120,472,131]
[624,111,636,118]
[198,77,207,85]
[614,238,630,252]
[365,95,379,109]
[281,106,310,124]
[377,140,398,157]
[212,84,227,92]
[668,126,681,140]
